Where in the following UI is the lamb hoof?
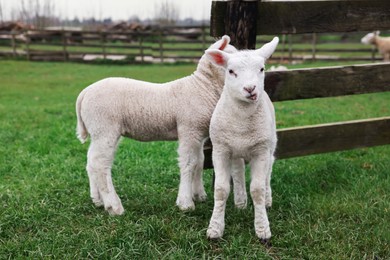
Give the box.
[255,228,271,243]
[106,204,125,216]
[235,200,247,209]
[260,238,272,248]
[193,193,207,202]
[207,227,223,239]
[176,198,195,211]
[92,198,104,207]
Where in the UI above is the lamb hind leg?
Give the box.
[176,138,206,211]
[192,140,207,202]
[87,135,124,215]
[87,169,103,207]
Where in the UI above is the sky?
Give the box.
[0,0,213,21]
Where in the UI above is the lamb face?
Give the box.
[361,31,381,45]
[224,53,266,103]
[361,32,376,44]
[205,37,279,103]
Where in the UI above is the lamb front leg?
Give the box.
[250,154,272,242]
[207,151,231,239]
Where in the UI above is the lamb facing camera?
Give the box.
[205,37,279,242]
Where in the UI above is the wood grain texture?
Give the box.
[276,117,390,159]
[265,63,390,102]
[211,0,390,36]
[221,0,258,49]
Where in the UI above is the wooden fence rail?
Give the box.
[276,117,390,159]
[203,0,390,168]
[211,0,390,36]
[0,26,385,63]
[264,63,390,102]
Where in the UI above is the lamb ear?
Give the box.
[205,49,230,67]
[218,35,231,50]
[209,35,231,50]
[256,37,279,60]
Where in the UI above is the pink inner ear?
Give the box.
[219,38,228,50]
[211,52,225,65]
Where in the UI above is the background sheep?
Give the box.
[205,37,279,242]
[76,36,237,215]
[361,31,390,61]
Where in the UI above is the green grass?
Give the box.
[0,60,389,259]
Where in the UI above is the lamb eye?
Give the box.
[229,69,235,75]
[260,67,265,72]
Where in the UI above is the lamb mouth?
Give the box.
[248,94,258,101]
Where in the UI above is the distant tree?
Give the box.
[154,0,179,25]
[102,18,112,25]
[18,0,56,28]
[72,17,81,26]
[128,15,141,23]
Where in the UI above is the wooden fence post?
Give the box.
[312,33,317,61]
[11,32,17,57]
[25,31,31,61]
[101,31,106,60]
[139,33,144,63]
[62,30,68,61]
[201,25,206,50]
[288,34,293,63]
[159,28,164,63]
[281,34,286,63]
[224,0,258,49]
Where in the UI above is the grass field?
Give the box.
[0,60,389,259]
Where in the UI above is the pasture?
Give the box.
[0,60,389,258]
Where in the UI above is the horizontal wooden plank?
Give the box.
[265,63,390,102]
[211,0,390,36]
[276,117,390,159]
[203,117,390,168]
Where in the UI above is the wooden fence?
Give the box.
[204,0,390,168]
[0,26,210,63]
[0,25,385,63]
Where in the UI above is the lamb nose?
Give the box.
[244,86,256,93]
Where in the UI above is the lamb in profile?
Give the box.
[75,36,237,215]
[361,31,390,61]
[205,37,279,243]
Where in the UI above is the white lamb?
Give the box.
[75,36,237,215]
[361,31,390,61]
[205,37,279,242]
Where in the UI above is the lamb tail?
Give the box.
[76,90,89,143]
